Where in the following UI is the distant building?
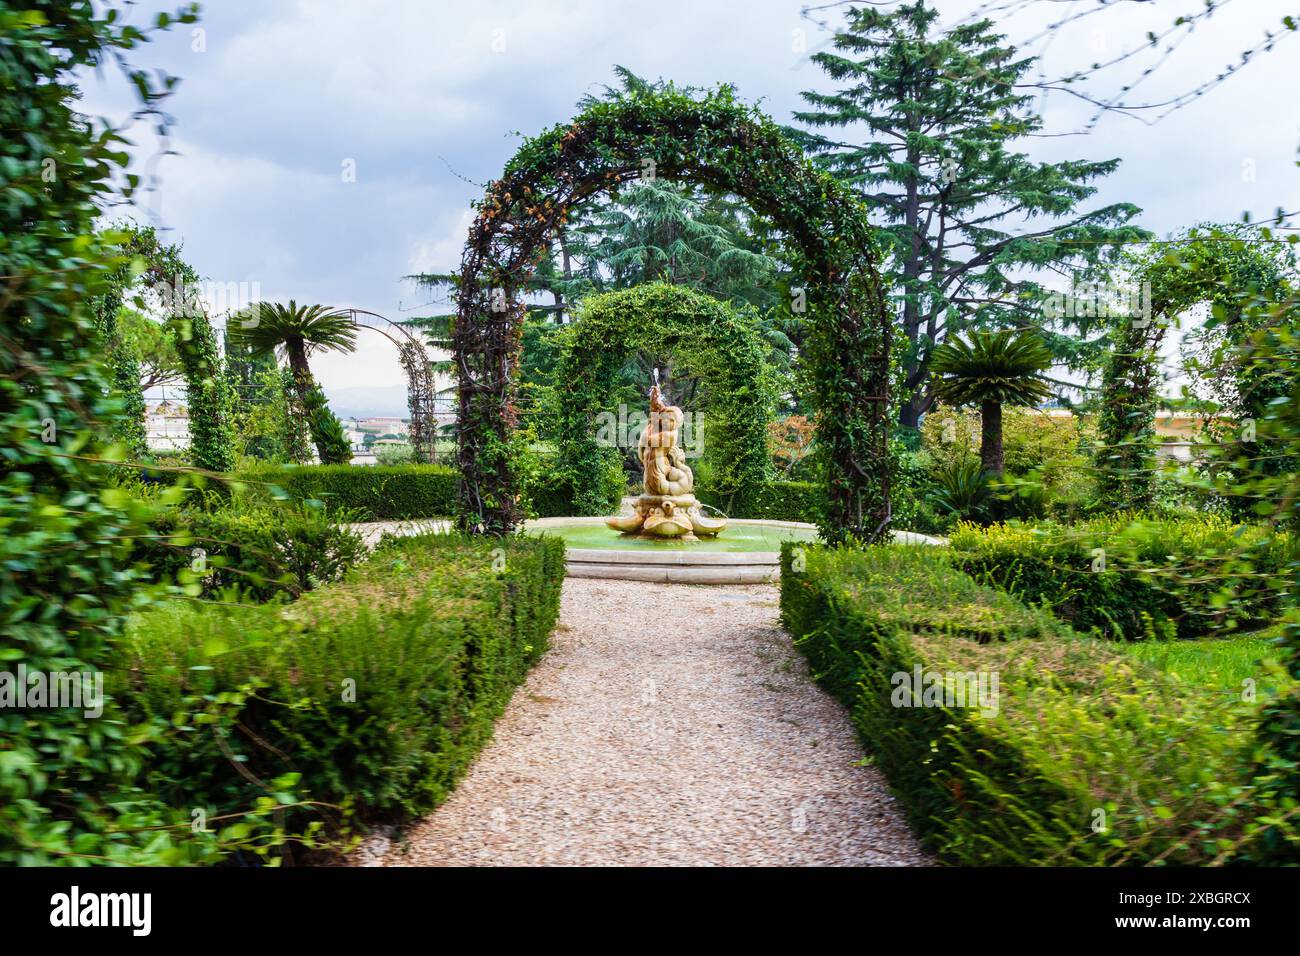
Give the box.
[1041,406,1214,462]
[145,400,190,451]
[356,416,409,436]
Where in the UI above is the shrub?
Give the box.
[137,499,367,601]
[523,454,626,518]
[930,459,993,523]
[948,514,1293,640]
[116,533,566,857]
[701,480,824,524]
[779,543,1292,864]
[238,463,458,520]
[374,443,416,466]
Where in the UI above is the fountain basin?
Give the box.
[525,516,817,583]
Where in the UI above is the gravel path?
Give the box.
[379,578,928,867]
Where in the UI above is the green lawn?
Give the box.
[1123,630,1286,691]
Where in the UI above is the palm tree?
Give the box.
[230,301,358,462]
[930,329,1053,475]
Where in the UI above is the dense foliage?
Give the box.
[0,0,220,865]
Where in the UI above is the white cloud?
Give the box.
[87,0,1300,416]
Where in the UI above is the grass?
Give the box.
[1121,629,1286,691]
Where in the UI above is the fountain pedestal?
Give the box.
[605,385,727,540]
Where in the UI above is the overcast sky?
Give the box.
[85,0,1300,415]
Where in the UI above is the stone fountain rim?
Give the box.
[523,516,944,581]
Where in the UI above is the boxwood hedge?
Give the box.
[947,515,1292,641]
[779,542,1290,865]
[116,532,565,859]
[237,463,458,520]
[136,499,367,601]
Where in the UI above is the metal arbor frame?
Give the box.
[340,308,439,464]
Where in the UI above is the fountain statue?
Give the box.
[605,378,727,540]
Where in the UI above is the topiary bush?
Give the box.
[116,532,566,857]
[238,463,458,520]
[780,542,1293,865]
[947,514,1292,641]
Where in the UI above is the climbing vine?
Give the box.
[398,337,438,464]
[88,224,238,472]
[452,84,890,542]
[1095,225,1292,510]
[151,248,238,472]
[88,227,152,459]
[552,283,776,515]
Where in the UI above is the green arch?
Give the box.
[551,283,776,516]
[1096,225,1292,508]
[452,84,891,543]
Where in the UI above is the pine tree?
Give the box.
[793,0,1149,430]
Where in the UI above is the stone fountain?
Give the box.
[605,380,727,540]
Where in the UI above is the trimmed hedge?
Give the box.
[231,461,824,526]
[948,515,1293,640]
[137,500,367,601]
[117,533,565,857]
[525,457,627,519]
[780,543,1288,865]
[701,480,823,524]
[237,463,458,520]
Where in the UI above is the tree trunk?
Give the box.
[899,392,925,431]
[980,399,1003,475]
[285,336,328,461]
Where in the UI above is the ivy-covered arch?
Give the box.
[92,223,238,472]
[1097,226,1292,508]
[552,282,775,515]
[453,85,890,542]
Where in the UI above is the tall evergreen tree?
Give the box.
[793,1,1149,430]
